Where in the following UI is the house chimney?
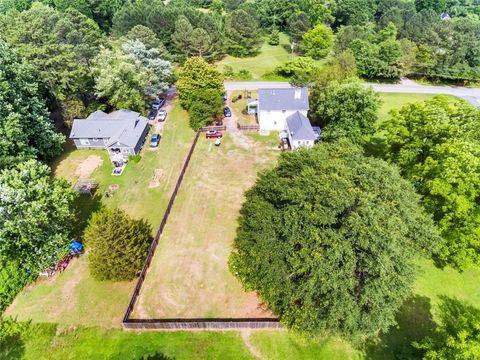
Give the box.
[294,88,302,100]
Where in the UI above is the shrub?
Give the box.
[84,208,152,281]
[0,261,31,313]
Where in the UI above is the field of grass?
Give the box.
[5,102,195,328]
[377,93,458,122]
[3,323,365,360]
[132,134,279,319]
[216,33,292,80]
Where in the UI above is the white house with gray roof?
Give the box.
[285,112,317,149]
[69,109,149,165]
[257,87,309,132]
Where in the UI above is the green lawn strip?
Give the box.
[377,93,459,123]
[250,331,360,360]
[8,323,255,360]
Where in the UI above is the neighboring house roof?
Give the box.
[440,12,451,20]
[286,111,316,141]
[70,110,148,148]
[258,88,309,111]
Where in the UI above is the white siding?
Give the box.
[258,110,308,132]
[291,139,314,150]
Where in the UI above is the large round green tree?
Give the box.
[230,141,439,337]
[84,208,152,281]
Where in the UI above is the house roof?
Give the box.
[286,111,317,141]
[70,110,148,148]
[258,88,309,111]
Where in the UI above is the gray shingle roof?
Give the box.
[70,110,148,148]
[286,111,316,141]
[258,88,309,111]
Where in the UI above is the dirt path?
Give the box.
[75,155,103,179]
[225,93,255,150]
[241,329,265,360]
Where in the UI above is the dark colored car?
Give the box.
[223,106,232,117]
[152,98,165,110]
[280,137,289,150]
[205,130,223,139]
[312,126,321,142]
[148,109,158,120]
[150,133,161,147]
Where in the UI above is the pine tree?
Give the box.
[84,208,152,281]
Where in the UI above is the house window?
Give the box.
[274,121,277,125]
[282,110,286,113]
[80,139,90,146]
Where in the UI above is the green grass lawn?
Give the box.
[377,93,458,123]
[216,33,327,81]
[3,323,366,360]
[5,101,195,329]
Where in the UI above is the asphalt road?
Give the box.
[224,81,480,107]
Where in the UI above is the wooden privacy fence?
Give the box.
[123,318,282,330]
[122,131,200,325]
[199,125,227,132]
[122,130,282,330]
[237,123,259,131]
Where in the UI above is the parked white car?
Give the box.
[158,110,167,122]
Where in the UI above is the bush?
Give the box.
[0,261,31,313]
[268,28,280,45]
[84,208,152,281]
[128,154,141,163]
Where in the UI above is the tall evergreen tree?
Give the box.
[84,208,152,281]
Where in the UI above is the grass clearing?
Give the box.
[377,93,459,123]
[132,134,279,319]
[6,101,195,328]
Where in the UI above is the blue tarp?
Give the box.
[69,241,84,252]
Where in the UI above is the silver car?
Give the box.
[157,110,167,122]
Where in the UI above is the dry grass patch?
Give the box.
[132,135,279,319]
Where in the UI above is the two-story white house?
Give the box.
[257,87,309,132]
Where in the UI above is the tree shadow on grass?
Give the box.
[72,192,104,237]
[0,333,25,360]
[109,352,174,360]
[365,295,436,359]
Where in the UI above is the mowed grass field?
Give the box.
[377,93,459,122]
[216,33,327,80]
[132,134,279,319]
[5,102,195,328]
[3,324,360,360]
